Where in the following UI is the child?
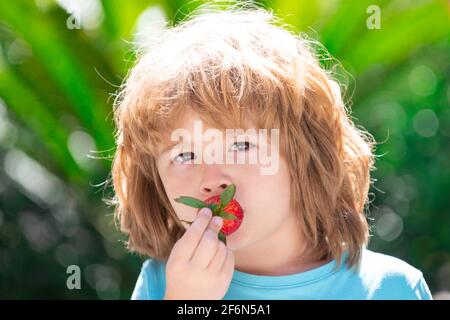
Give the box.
[110,7,432,300]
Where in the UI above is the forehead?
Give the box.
[169,107,258,133]
[170,108,202,131]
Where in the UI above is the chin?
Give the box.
[224,228,250,251]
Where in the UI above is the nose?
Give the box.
[202,183,228,195]
[199,166,231,197]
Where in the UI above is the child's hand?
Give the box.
[164,207,235,300]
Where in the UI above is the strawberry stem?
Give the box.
[207,203,220,214]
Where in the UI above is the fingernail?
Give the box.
[212,216,222,228]
[201,208,212,217]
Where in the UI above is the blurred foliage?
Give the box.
[0,0,449,299]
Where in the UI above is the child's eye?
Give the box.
[230,141,254,152]
[173,151,196,164]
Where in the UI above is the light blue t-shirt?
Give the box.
[131,249,432,300]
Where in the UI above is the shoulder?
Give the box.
[131,258,167,300]
[141,258,166,276]
[352,249,432,299]
[358,249,423,283]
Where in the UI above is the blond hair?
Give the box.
[110,6,375,267]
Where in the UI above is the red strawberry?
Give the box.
[174,184,244,244]
[204,195,243,236]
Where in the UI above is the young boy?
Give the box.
[110,7,432,300]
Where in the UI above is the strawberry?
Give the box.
[204,195,244,236]
[174,184,244,244]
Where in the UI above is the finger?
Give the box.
[190,216,223,267]
[175,207,213,261]
[207,215,223,234]
[220,248,235,279]
[207,240,227,272]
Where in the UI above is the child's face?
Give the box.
[157,109,296,251]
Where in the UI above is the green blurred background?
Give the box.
[0,0,449,299]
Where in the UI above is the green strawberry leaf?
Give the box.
[220,184,236,207]
[174,196,207,208]
[222,213,237,220]
[218,231,227,245]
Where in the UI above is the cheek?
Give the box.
[249,180,290,220]
[248,153,290,197]
[167,185,200,224]
[158,156,194,195]
[235,160,291,225]
[158,163,202,221]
